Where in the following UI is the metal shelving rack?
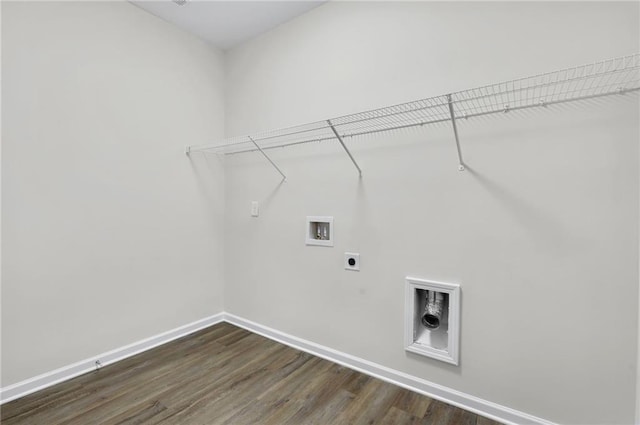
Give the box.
[186,53,640,179]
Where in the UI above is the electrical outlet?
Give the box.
[345,252,360,271]
[251,201,259,217]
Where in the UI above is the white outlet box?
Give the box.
[306,216,333,247]
[344,252,360,271]
[251,201,259,217]
[405,277,460,365]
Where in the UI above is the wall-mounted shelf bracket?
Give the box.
[248,136,287,181]
[447,94,465,171]
[327,120,362,177]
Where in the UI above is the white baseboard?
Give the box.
[0,313,225,404]
[224,313,557,425]
[1,311,555,425]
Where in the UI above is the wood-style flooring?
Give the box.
[1,323,503,425]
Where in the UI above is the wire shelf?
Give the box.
[187,53,640,163]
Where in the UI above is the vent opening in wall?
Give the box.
[306,216,333,247]
[405,277,460,365]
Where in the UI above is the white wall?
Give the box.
[224,2,640,424]
[2,2,639,423]
[636,3,640,419]
[1,1,225,386]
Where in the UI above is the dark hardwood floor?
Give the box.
[1,323,503,425]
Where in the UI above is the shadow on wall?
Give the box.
[465,165,575,256]
[260,178,287,211]
[188,152,225,221]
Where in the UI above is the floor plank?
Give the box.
[1,323,503,425]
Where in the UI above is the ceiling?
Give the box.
[130,1,326,50]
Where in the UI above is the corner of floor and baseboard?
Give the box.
[0,312,556,425]
[0,313,226,404]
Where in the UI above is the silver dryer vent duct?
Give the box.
[421,291,444,329]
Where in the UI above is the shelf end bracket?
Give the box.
[447,94,465,171]
[248,136,287,181]
[327,120,362,177]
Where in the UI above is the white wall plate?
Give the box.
[344,252,360,271]
[305,216,334,247]
[405,277,460,365]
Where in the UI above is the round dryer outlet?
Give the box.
[344,253,360,271]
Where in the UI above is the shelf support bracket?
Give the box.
[447,94,465,171]
[248,136,287,181]
[327,120,362,177]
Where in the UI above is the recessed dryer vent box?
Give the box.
[405,277,460,365]
[306,216,333,247]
